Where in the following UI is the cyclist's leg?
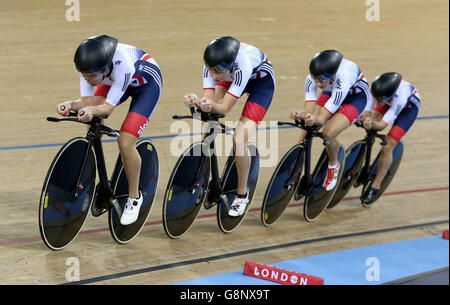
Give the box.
[322,113,350,165]
[233,117,258,195]
[229,67,274,216]
[371,135,397,189]
[237,66,275,194]
[323,91,368,164]
[117,132,141,197]
[93,84,140,198]
[371,104,418,189]
[322,92,367,190]
[120,84,160,197]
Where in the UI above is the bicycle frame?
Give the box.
[47,113,122,216]
[173,108,235,209]
[356,124,387,186]
[278,120,329,197]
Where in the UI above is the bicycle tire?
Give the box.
[108,139,159,244]
[162,142,210,239]
[261,144,304,227]
[38,137,96,251]
[217,143,259,233]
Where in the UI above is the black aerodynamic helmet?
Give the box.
[371,72,402,100]
[309,50,344,81]
[203,36,240,72]
[74,35,118,74]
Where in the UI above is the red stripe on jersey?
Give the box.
[323,107,334,115]
[226,91,240,99]
[317,93,331,107]
[94,84,111,97]
[216,81,232,89]
[241,101,267,124]
[141,54,152,61]
[373,104,389,115]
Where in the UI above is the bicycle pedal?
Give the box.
[203,200,217,210]
[91,202,108,217]
[294,192,304,201]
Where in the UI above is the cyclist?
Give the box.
[183,36,275,217]
[56,35,162,225]
[361,72,420,204]
[291,50,370,191]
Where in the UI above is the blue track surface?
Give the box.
[174,235,449,285]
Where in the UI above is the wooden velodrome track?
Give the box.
[0,0,448,285]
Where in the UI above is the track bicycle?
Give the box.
[261,119,345,226]
[162,108,260,238]
[39,110,159,250]
[327,121,404,208]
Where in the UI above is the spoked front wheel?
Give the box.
[39,137,97,251]
[217,143,260,233]
[261,144,304,226]
[108,139,160,244]
[162,142,210,239]
[303,146,346,221]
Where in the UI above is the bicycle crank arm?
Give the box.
[110,198,122,219]
[220,194,231,210]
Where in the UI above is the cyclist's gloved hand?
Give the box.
[183,93,198,108]
[78,107,94,122]
[305,113,318,126]
[290,109,304,120]
[363,117,373,130]
[197,98,213,113]
[57,102,72,117]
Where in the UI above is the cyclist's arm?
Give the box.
[369,118,389,131]
[77,96,114,122]
[64,78,96,111]
[213,85,228,103]
[202,85,227,103]
[89,99,114,117]
[209,92,237,115]
[368,109,388,131]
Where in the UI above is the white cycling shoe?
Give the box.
[228,193,249,217]
[120,192,143,225]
